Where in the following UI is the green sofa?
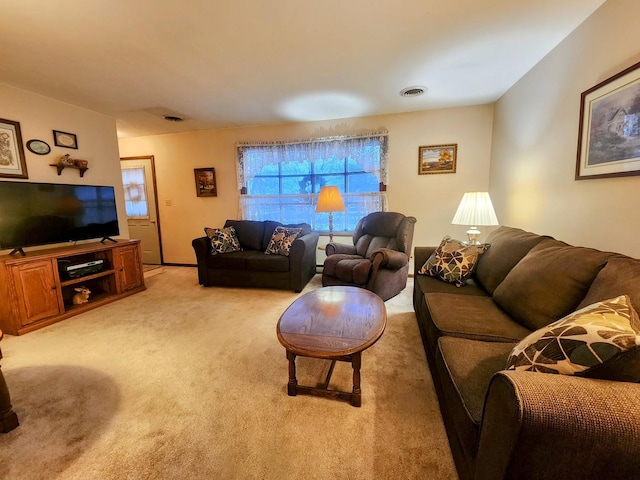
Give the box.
[413,226,640,480]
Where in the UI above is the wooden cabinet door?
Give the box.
[114,244,143,292]
[11,260,61,326]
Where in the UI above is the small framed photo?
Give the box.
[53,130,78,149]
[194,167,217,197]
[418,144,457,175]
[576,60,640,180]
[0,118,28,178]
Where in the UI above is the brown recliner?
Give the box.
[321,212,416,301]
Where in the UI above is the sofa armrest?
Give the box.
[413,246,436,276]
[289,231,320,292]
[476,370,640,480]
[326,242,357,256]
[192,236,211,286]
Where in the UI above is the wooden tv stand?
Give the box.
[0,240,145,335]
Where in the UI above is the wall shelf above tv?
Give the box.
[50,163,89,177]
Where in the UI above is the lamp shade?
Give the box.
[315,186,346,212]
[451,192,499,226]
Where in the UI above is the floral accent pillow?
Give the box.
[506,295,640,381]
[265,227,302,256]
[418,236,489,287]
[204,226,242,255]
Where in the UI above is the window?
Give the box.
[236,132,388,232]
[121,167,149,218]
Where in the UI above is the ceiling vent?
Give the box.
[163,115,184,122]
[399,86,427,97]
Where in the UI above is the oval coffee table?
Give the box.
[276,286,386,407]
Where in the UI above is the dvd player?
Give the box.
[60,259,105,279]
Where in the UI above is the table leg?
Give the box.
[0,368,18,433]
[351,352,362,407]
[286,350,297,396]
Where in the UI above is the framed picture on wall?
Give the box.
[194,167,217,197]
[576,60,640,180]
[0,118,28,178]
[53,130,78,149]
[418,144,457,175]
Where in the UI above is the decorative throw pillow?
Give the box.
[418,236,489,287]
[265,227,302,256]
[204,226,242,255]
[506,295,640,381]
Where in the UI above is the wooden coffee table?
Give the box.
[276,286,386,407]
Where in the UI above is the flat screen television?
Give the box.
[0,180,119,254]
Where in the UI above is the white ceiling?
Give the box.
[0,0,606,138]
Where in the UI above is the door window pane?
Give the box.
[121,167,149,218]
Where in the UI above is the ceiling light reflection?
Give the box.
[278,92,371,122]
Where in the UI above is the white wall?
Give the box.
[0,83,128,255]
[490,0,640,257]
[118,104,494,265]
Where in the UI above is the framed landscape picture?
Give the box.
[576,60,640,180]
[0,118,28,178]
[194,167,217,197]
[418,144,457,175]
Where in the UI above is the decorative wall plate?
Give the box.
[26,139,51,155]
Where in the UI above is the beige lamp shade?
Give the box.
[315,186,346,212]
[451,192,499,244]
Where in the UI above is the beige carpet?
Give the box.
[0,268,457,480]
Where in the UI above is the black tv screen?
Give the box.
[0,181,120,250]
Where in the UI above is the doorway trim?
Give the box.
[120,155,164,264]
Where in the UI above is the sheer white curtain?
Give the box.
[235,131,389,229]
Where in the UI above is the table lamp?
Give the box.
[451,192,499,244]
[315,186,346,242]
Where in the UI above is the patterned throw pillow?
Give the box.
[418,236,489,287]
[204,226,242,255]
[265,227,302,256]
[506,295,640,380]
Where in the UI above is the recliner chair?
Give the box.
[321,211,416,301]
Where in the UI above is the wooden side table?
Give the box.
[0,330,19,433]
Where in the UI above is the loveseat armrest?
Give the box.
[192,236,211,286]
[476,370,640,480]
[325,242,357,256]
[413,246,436,276]
[289,231,320,292]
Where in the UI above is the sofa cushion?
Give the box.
[473,226,548,295]
[244,252,290,272]
[436,337,516,460]
[418,236,488,287]
[427,293,531,343]
[506,295,640,382]
[205,250,249,269]
[578,255,640,315]
[265,226,302,256]
[415,274,488,297]
[204,226,242,255]
[492,239,612,331]
[224,220,265,251]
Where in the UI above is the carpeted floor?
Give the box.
[0,268,457,480]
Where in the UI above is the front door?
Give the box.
[120,156,162,265]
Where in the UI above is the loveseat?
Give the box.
[413,226,640,480]
[192,220,319,292]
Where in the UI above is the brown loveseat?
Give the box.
[413,226,640,480]
[192,219,319,292]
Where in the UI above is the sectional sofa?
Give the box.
[413,226,640,480]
